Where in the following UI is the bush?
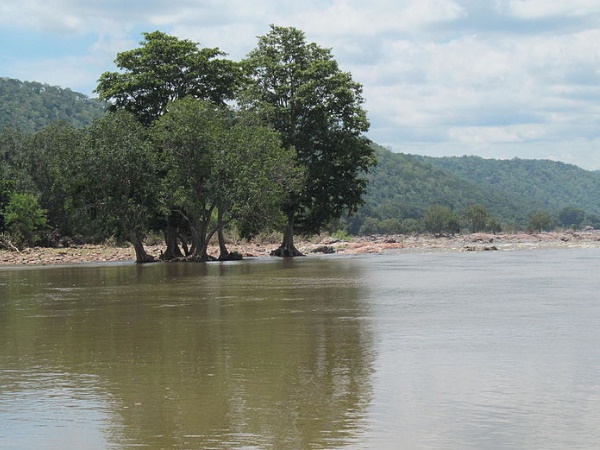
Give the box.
[4,193,47,248]
[402,218,422,234]
[423,204,460,235]
[527,211,553,233]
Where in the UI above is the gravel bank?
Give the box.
[2,230,600,266]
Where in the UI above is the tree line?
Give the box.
[0,26,376,261]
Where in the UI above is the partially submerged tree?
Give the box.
[96,31,243,256]
[152,98,301,261]
[242,25,376,256]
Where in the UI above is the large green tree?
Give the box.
[96,31,240,125]
[152,98,300,261]
[68,111,159,263]
[242,25,376,256]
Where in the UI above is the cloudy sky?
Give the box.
[2,0,600,169]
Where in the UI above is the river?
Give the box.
[1,248,599,449]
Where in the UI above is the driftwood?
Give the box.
[0,235,20,253]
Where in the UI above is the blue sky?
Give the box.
[2,0,600,169]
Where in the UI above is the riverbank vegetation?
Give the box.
[2,28,600,261]
[1,27,374,261]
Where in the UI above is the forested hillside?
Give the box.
[0,78,106,132]
[418,155,600,216]
[344,145,600,235]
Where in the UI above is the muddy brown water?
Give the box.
[1,249,600,449]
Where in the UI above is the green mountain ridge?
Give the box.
[416,154,600,216]
[0,77,106,133]
[350,143,600,233]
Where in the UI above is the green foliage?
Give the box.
[23,121,83,235]
[0,179,15,231]
[527,211,553,233]
[423,204,460,236]
[0,77,105,133]
[348,145,600,235]
[558,206,585,229]
[152,98,301,258]
[96,31,241,125]
[355,144,526,234]
[583,214,600,229]
[402,218,422,234]
[463,204,500,233]
[68,111,159,244]
[420,155,600,218]
[486,217,502,234]
[242,25,376,246]
[4,192,47,248]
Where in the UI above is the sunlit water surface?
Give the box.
[1,248,599,449]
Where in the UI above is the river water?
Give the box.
[1,248,599,449]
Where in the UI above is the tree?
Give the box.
[486,217,502,234]
[152,98,301,261]
[241,25,376,256]
[527,211,553,233]
[0,179,14,232]
[96,31,240,125]
[4,192,47,248]
[558,206,585,229]
[68,111,159,263]
[423,204,460,236]
[24,121,83,236]
[463,204,490,233]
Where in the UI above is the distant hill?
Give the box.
[417,155,600,216]
[0,77,106,132]
[348,145,600,233]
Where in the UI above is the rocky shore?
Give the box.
[1,230,600,266]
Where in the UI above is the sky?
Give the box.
[2,0,600,170]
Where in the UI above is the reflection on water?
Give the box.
[0,258,374,449]
[0,369,119,450]
[1,249,600,449]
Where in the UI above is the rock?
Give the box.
[311,246,336,254]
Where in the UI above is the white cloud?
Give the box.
[2,0,600,168]
[500,0,600,19]
[448,125,546,143]
[298,0,466,37]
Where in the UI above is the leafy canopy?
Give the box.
[242,25,376,236]
[96,31,240,125]
[152,98,301,255]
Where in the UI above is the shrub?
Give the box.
[4,193,47,248]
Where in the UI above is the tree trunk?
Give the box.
[190,219,210,262]
[271,216,304,257]
[161,213,184,261]
[217,227,229,260]
[130,231,155,264]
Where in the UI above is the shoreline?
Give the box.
[1,230,600,267]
